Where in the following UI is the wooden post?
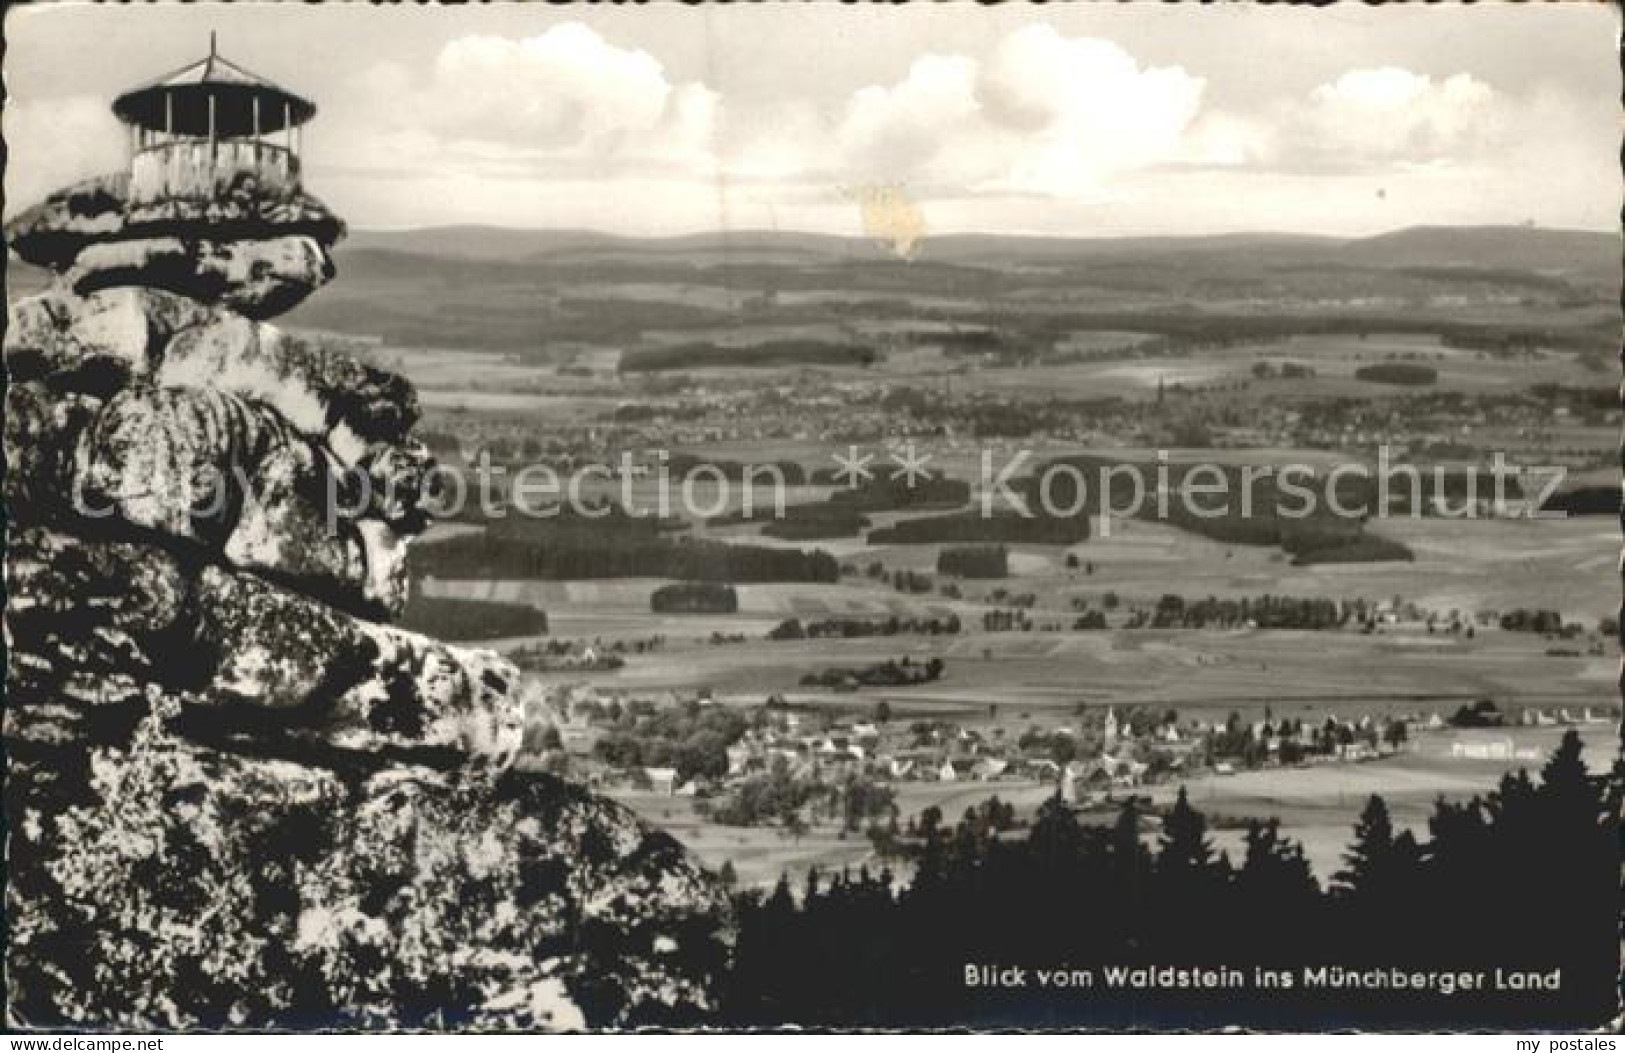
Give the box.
[165,90,173,135]
[208,91,217,194]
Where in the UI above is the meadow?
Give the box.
[299,224,1618,891]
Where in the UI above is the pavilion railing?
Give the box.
[129,138,300,204]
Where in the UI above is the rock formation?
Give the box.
[5,174,733,1029]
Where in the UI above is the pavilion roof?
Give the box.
[113,37,315,136]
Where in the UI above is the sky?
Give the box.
[5,3,1621,238]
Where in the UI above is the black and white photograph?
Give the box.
[2,1,1621,1036]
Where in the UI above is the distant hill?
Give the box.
[1334,225,1619,278]
[342,226,628,262]
[12,223,1615,283]
[343,227,884,264]
[340,226,1344,265]
[10,223,1614,361]
[338,223,1618,281]
[916,231,1343,266]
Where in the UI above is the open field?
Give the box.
[421,505,1615,646]
[607,791,882,889]
[535,626,1610,719]
[343,224,1619,895]
[608,723,1618,890]
[1151,725,1617,879]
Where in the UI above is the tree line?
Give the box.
[1150,593,1351,631]
[721,731,1619,1029]
[592,699,751,783]
[1023,456,1415,565]
[938,545,1011,579]
[651,581,741,614]
[397,595,549,641]
[769,614,964,639]
[800,656,946,690]
[869,511,1089,546]
[420,529,838,583]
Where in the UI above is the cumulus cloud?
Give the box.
[332,23,718,179]
[839,54,981,182]
[1207,67,1504,174]
[327,22,1206,203]
[833,26,1206,196]
[311,23,1530,233]
[429,27,672,146]
[979,26,1204,164]
[9,17,1585,237]
[1299,68,1499,164]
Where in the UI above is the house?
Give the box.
[973,758,1009,781]
[643,767,679,795]
[1451,737,1513,761]
[726,743,756,776]
[938,760,959,782]
[1119,759,1149,786]
[1059,764,1082,804]
[558,726,602,755]
[1060,760,1113,803]
[1338,742,1377,762]
[1022,758,1061,781]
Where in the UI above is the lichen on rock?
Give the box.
[4,166,734,1029]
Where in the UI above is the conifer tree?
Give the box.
[1158,786,1216,877]
[1333,794,1394,898]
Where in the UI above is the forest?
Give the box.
[1024,456,1416,564]
[1355,363,1440,386]
[619,339,877,372]
[592,699,752,783]
[396,595,549,640]
[721,731,1620,1030]
[937,545,1012,579]
[868,510,1089,546]
[651,581,741,614]
[769,614,964,639]
[419,526,839,583]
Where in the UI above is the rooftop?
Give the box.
[113,34,316,137]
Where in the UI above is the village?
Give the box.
[414,361,1616,488]
[519,677,1614,839]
